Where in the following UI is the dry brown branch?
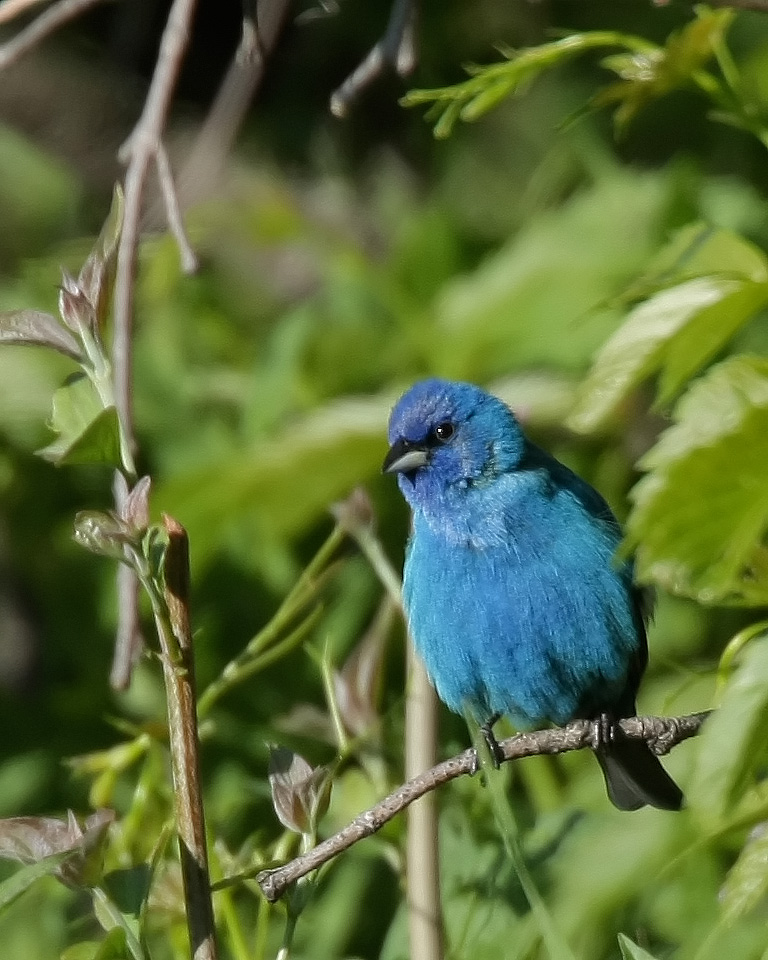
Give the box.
[257,711,710,903]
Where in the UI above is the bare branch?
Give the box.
[179,0,292,207]
[111,0,198,686]
[330,0,418,119]
[0,0,108,69]
[155,142,199,275]
[256,711,710,903]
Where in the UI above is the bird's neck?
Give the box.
[410,479,511,549]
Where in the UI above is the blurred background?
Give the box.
[1,1,768,958]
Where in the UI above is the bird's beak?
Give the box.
[382,439,429,475]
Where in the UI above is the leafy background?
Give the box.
[1,2,768,958]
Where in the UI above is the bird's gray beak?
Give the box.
[382,439,429,475]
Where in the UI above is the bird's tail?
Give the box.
[595,737,683,811]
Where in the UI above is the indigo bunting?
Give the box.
[383,378,682,811]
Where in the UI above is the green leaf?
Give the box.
[657,278,768,404]
[37,374,122,467]
[0,851,72,912]
[617,933,661,960]
[569,226,768,432]
[156,392,393,567]
[0,309,82,360]
[626,356,768,605]
[435,169,672,381]
[595,9,735,134]
[719,822,768,923]
[688,637,768,821]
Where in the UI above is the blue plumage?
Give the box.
[384,378,682,811]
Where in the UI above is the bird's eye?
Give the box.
[432,421,455,443]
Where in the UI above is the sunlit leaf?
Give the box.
[0,308,81,360]
[436,170,671,381]
[37,374,121,467]
[626,356,768,605]
[569,225,768,431]
[688,637,768,820]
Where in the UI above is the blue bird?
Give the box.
[383,378,682,811]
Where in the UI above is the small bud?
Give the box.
[58,274,96,335]
[73,510,135,560]
[330,487,376,536]
[121,476,151,535]
[268,747,331,835]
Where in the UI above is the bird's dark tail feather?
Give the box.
[595,738,683,811]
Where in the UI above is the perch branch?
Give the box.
[330,0,418,118]
[257,711,710,903]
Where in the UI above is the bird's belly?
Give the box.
[403,533,637,730]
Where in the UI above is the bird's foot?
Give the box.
[591,712,618,750]
[471,715,503,774]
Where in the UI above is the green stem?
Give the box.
[197,524,345,716]
[198,606,323,717]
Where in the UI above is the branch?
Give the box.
[256,711,710,903]
[155,141,198,274]
[157,515,218,960]
[330,0,418,119]
[0,0,108,70]
[111,0,198,687]
[179,0,292,207]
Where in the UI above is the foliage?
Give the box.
[2,3,768,960]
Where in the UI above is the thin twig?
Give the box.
[330,0,418,118]
[111,0,198,688]
[155,141,199,274]
[159,515,218,960]
[0,0,108,69]
[256,711,710,902]
[179,0,292,208]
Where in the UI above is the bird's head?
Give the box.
[383,379,525,510]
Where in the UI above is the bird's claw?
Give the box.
[592,712,617,750]
[481,718,504,768]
